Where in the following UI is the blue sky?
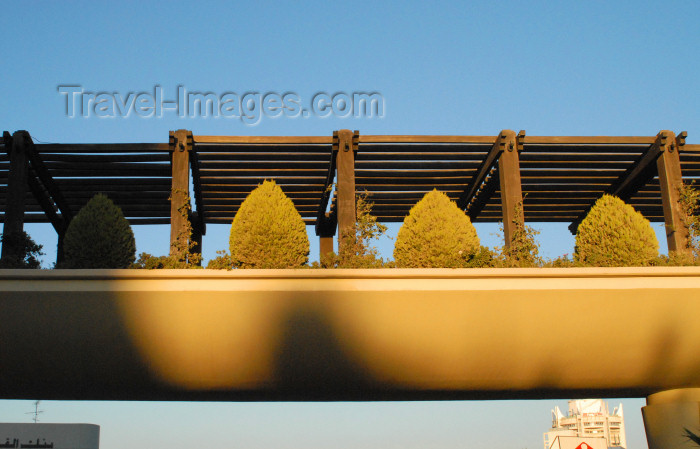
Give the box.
[2,0,699,448]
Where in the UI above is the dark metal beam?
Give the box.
[466,168,499,222]
[315,133,338,237]
[1,131,28,262]
[319,198,338,262]
[25,166,64,235]
[25,137,73,224]
[315,133,339,261]
[457,132,507,211]
[190,147,206,236]
[189,211,203,266]
[568,132,666,234]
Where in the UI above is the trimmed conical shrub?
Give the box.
[394,189,480,267]
[229,180,309,268]
[575,194,659,266]
[63,193,136,268]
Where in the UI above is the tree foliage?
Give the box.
[574,194,658,266]
[206,250,234,269]
[393,189,481,268]
[323,193,388,268]
[133,189,203,269]
[168,189,202,267]
[678,181,700,259]
[0,231,44,269]
[494,201,542,267]
[63,193,136,268]
[229,180,309,268]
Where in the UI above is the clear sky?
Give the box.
[2,0,699,448]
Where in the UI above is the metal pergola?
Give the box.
[1,129,698,263]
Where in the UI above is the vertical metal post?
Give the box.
[169,130,192,256]
[1,131,29,261]
[319,236,334,259]
[190,212,203,266]
[336,129,357,248]
[497,130,524,247]
[656,130,688,253]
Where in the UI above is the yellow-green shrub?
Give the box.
[393,189,481,267]
[229,180,309,268]
[575,194,658,266]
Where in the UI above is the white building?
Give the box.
[0,423,99,449]
[543,399,626,449]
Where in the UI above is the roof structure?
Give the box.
[1,129,698,261]
[355,133,700,223]
[192,135,335,226]
[0,139,172,226]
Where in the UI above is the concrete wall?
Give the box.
[1,267,699,401]
[642,388,700,449]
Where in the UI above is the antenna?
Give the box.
[25,400,43,423]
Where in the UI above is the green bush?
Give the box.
[493,201,542,267]
[393,189,481,267]
[229,180,309,268]
[206,250,234,270]
[574,194,658,266]
[63,193,136,268]
[131,253,172,269]
[678,181,700,259]
[0,231,44,269]
[324,193,387,268]
[131,189,202,269]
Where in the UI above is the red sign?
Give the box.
[575,443,592,449]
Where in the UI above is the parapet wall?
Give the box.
[1,267,699,401]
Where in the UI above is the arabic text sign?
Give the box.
[0,424,99,449]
